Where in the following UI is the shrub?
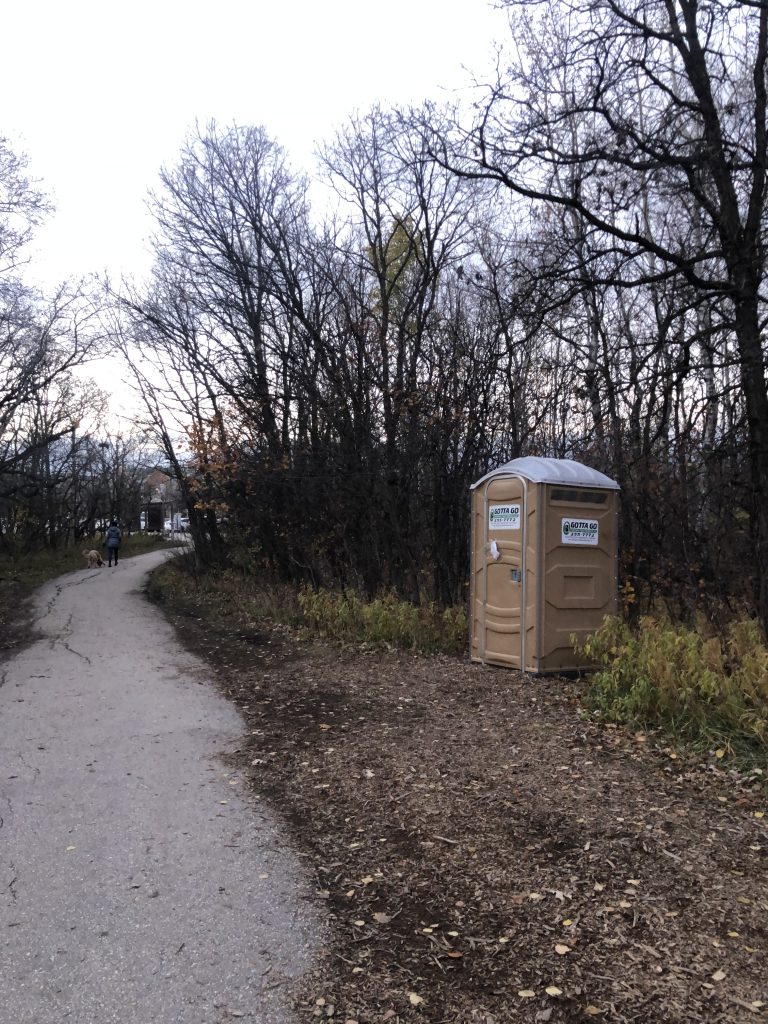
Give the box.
[298,586,467,655]
[577,615,768,757]
[149,562,468,657]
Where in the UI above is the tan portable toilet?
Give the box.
[470,457,620,673]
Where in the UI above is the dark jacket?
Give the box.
[105,525,122,549]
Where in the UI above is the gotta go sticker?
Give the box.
[561,517,599,545]
[489,503,521,530]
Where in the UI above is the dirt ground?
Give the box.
[156,603,767,1023]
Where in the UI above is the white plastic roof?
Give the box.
[471,457,620,491]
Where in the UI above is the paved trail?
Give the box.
[0,551,321,1024]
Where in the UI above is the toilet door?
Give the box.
[481,477,526,668]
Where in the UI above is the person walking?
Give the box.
[105,520,122,567]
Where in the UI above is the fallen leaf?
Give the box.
[545,986,562,996]
[408,992,424,1006]
[353,919,365,927]
[518,990,536,998]
[562,919,573,927]
[755,811,765,819]
[447,950,463,958]
[554,943,571,955]
[361,875,374,885]
[373,912,392,924]
[712,969,726,982]
[715,749,725,759]
[585,1007,603,1016]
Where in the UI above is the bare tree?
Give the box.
[423,0,768,626]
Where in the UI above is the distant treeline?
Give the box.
[6,3,765,631]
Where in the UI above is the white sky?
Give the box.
[3,0,507,291]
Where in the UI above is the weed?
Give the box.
[576,615,768,762]
[298,586,467,654]
[148,561,468,657]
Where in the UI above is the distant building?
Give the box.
[142,469,172,502]
[140,470,179,532]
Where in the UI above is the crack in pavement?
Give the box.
[36,608,93,664]
[58,640,91,666]
[15,752,40,781]
[38,573,99,626]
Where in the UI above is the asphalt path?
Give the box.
[0,550,321,1023]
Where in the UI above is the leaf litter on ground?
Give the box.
[158,601,768,1024]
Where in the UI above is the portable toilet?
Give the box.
[470,457,620,673]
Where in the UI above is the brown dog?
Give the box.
[82,549,104,568]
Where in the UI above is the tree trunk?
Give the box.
[733,297,768,630]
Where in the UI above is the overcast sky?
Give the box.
[3,0,506,291]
